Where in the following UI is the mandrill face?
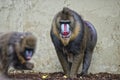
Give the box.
[57,19,73,46]
[59,20,71,38]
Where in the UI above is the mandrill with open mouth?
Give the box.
[0,32,37,76]
[50,7,97,78]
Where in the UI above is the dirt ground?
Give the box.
[8,71,120,80]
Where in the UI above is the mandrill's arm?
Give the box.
[15,42,26,64]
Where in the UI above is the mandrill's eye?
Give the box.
[59,20,71,24]
[59,20,71,38]
[24,48,34,60]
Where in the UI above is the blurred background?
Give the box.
[0,0,120,74]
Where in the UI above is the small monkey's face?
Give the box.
[59,20,71,38]
[22,35,36,61]
[23,47,34,60]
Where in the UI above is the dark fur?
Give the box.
[0,32,37,75]
[50,7,97,78]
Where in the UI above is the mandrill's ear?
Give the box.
[20,35,26,52]
[20,35,24,39]
[24,32,32,36]
[20,35,25,44]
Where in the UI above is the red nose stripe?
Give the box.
[63,24,69,35]
[64,24,67,32]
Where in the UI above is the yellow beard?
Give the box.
[60,37,71,46]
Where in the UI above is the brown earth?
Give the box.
[8,71,120,80]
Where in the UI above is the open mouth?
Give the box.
[60,31,71,38]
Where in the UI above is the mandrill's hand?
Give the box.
[23,62,34,70]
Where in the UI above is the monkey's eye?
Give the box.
[59,20,71,24]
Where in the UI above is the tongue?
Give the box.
[27,56,31,60]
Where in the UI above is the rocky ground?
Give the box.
[8,70,120,80]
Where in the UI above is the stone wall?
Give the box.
[0,0,120,74]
